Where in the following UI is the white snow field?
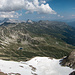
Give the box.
[0,57,74,75]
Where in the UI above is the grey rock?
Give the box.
[60,50,75,69]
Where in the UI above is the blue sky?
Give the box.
[0,0,75,21]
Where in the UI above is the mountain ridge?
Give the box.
[0,19,75,61]
[0,18,26,24]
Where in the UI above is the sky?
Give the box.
[0,0,75,21]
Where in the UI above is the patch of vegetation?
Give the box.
[0,21,75,61]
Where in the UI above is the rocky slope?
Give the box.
[60,50,75,69]
[0,20,74,61]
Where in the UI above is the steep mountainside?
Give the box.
[25,20,75,45]
[60,50,75,69]
[0,20,75,61]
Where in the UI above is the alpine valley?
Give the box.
[0,18,75,75]
[0,18,75,61]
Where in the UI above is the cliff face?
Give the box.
[60,50,75,69]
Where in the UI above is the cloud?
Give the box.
[40,1,46,4]
[37,4,56,14]
[72,15,75,16]
[58,15,64,18]
[0,11,22,18]
[58,15,60,17]
[38,16,45,19]
[0,0,56,14]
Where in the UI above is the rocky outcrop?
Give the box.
[0,72,7,75]
[69,71,75,75]
[60,50,75,69]
[26,19,33,24]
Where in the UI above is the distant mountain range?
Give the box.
[0,18,75,75]
[0,18,26,24]
[0,19,74,61]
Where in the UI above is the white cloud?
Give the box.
[38,16,45,19]
[72,15,75,16]
[33,0,39,6]
[40,1,46,4]
[58,15,64,18]
[0,0,56,14]
[0,11,22,18]
[58,15,60,17]
[37,4,56,14]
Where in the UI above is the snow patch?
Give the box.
[0,57,74,75]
